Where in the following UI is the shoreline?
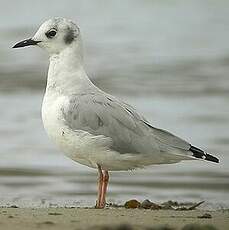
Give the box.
[0,207,228,230]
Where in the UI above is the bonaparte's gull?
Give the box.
[13,18,219,208]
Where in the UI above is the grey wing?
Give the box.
[62,92,191,155]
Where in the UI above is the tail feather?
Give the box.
[190,145,219,163]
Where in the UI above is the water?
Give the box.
[0,0,229,208]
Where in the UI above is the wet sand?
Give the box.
[0,207,228,230]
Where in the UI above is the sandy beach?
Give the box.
[0,207,228,230]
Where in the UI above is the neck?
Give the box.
[46,38,93,95]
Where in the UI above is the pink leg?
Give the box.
[95,165,103,208]
[100,170,109,208]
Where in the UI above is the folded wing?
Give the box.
[62,92,194,158]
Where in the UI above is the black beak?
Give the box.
[12,38,41,48]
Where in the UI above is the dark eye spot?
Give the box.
[45,29,57,39]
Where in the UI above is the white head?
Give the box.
[13,18,81,56]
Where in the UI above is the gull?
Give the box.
[13,18,219,208]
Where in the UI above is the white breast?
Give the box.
[42,93,64,139]
[41,93,112,169]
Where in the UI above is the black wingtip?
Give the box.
[190,145,219,163]
[205,153,219,163]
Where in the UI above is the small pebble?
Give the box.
[140,199,162,210]
[45,221,55,225]
[141,199,153,209]
[124,199,141,209]
[37,221,55,225]
[48,212,62,215]
[9,205,18,208]
[198,213,212,219]
[150,203,162,210]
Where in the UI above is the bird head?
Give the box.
[13,18,81,55]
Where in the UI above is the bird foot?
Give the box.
[95,201,106,209]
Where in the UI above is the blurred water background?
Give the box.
[0,0,229,208]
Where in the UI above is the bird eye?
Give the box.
[45,29,57,39]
